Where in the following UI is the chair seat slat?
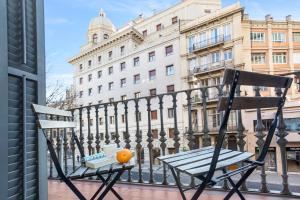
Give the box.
[39,120,76,129]
[162,148,216,164]
[186,152,254,176]
[218,96,282,111]
[223,68,291,88]
[170,149,232,168]
[68,166,88,179]
[32,104,72,117]
[157,146,213,161]
[177,150,242,171]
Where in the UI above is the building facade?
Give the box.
[181,2,300,173]
[68,0,222,159]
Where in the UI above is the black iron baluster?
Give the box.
[63,116,68,174]
[56,117,61,178]
[70,111,76,171]
[146,97,154,184]
[158,95,168,185]
[104,104,110,145]
[135,99,143,183]
[87,106,93,155]
[201,88,210,147]
[254,86,269,193]
[236,85,247,191]
[186,91,195,150]
[114,102,120,148]
[172,93,180,153]
[79,108,84,157]
[275,88,291,195]
[95,105,100,153]
[123,101,132,182]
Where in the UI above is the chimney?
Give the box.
[265,14,273,21]
[286,15,292,21]
[243,13,249,21]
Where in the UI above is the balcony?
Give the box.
[46,85,300,199]
[188,35,226,54]
[189,60,234,76]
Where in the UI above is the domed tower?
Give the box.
[87,9,116,44]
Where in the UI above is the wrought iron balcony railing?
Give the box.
[188,35,226,53]
[189,60,234,75]
[46,85,299,198]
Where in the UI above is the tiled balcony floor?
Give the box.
[48,180,298,200]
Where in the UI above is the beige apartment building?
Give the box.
[181,3,300,173]
[68,0,222,161]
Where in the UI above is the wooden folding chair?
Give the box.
[158,69,293,200]
[32,104,134,200]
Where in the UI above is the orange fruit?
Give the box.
[116,149,133,164]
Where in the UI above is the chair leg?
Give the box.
[90,174,112,200]
[97,171,124,200]
[170,167,186,200]
[224,168,255,200]
[191,179,207,200]
[98,174,123,200]
[222,169,245,200]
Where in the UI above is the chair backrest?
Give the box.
[32,104,76,129]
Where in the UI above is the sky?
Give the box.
[45,0,300,93]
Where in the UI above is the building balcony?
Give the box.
[189,60,234,76]
[188,35,226,54]
[48,180,298,200]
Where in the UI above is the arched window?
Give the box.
[103,34,109,39]
[92,34,98,43]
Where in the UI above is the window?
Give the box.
[79,91,83,98]
[224,49,233,61]
[88,60,92,67]
[134,92,141,99]
[149,51,155,62]
[165,45,173,56]
[134,74,140,84]
[110,116,115,124]
[152,129,159,139]
[98,70,102,78]
[120,46,125,56]
[293,32,300,42]
[111,132,116,140]
[272,32,285,42]
[199,32,207,47]
[156,23,162,31]
[211,27,219,43]
[168,108,174,118]
[108,51,113,60]
[79,64,83,71]
[211,51,220,63]
[98,55,101,63]
[120,78,126,88]
[188,35,195,52]
[150,88,156,96]
[120,62,126,71]
[92,34,98,43]
[98,85,102,93]
[108,82,114,90]
[104,34,109,39]
[167,85,175,93]
[89,119,94,126]
[143,30,147,37]
[134,57,140,66]
[99,118,103,125]
[100,133,104,140]
[88,74,92,82]
[204,9,211,13]
[251,53,266,64]
[169,128,175,138]
[250,32,265,41]
[223,23,232,41]
[151,110,158,120]
[108,66,113,75]
[79,77,83,84]
[273,53,287,63]
[188,58,197,70]
[88,88,92,96]
[172,16,178,24]
[121,95,127,101]
[166,65,175,76]
[109,98,114,103]
[149,70,156,80]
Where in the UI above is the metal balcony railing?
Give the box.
[46,85,299,198]
[189,60,234,75]
[188,35,226,53]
